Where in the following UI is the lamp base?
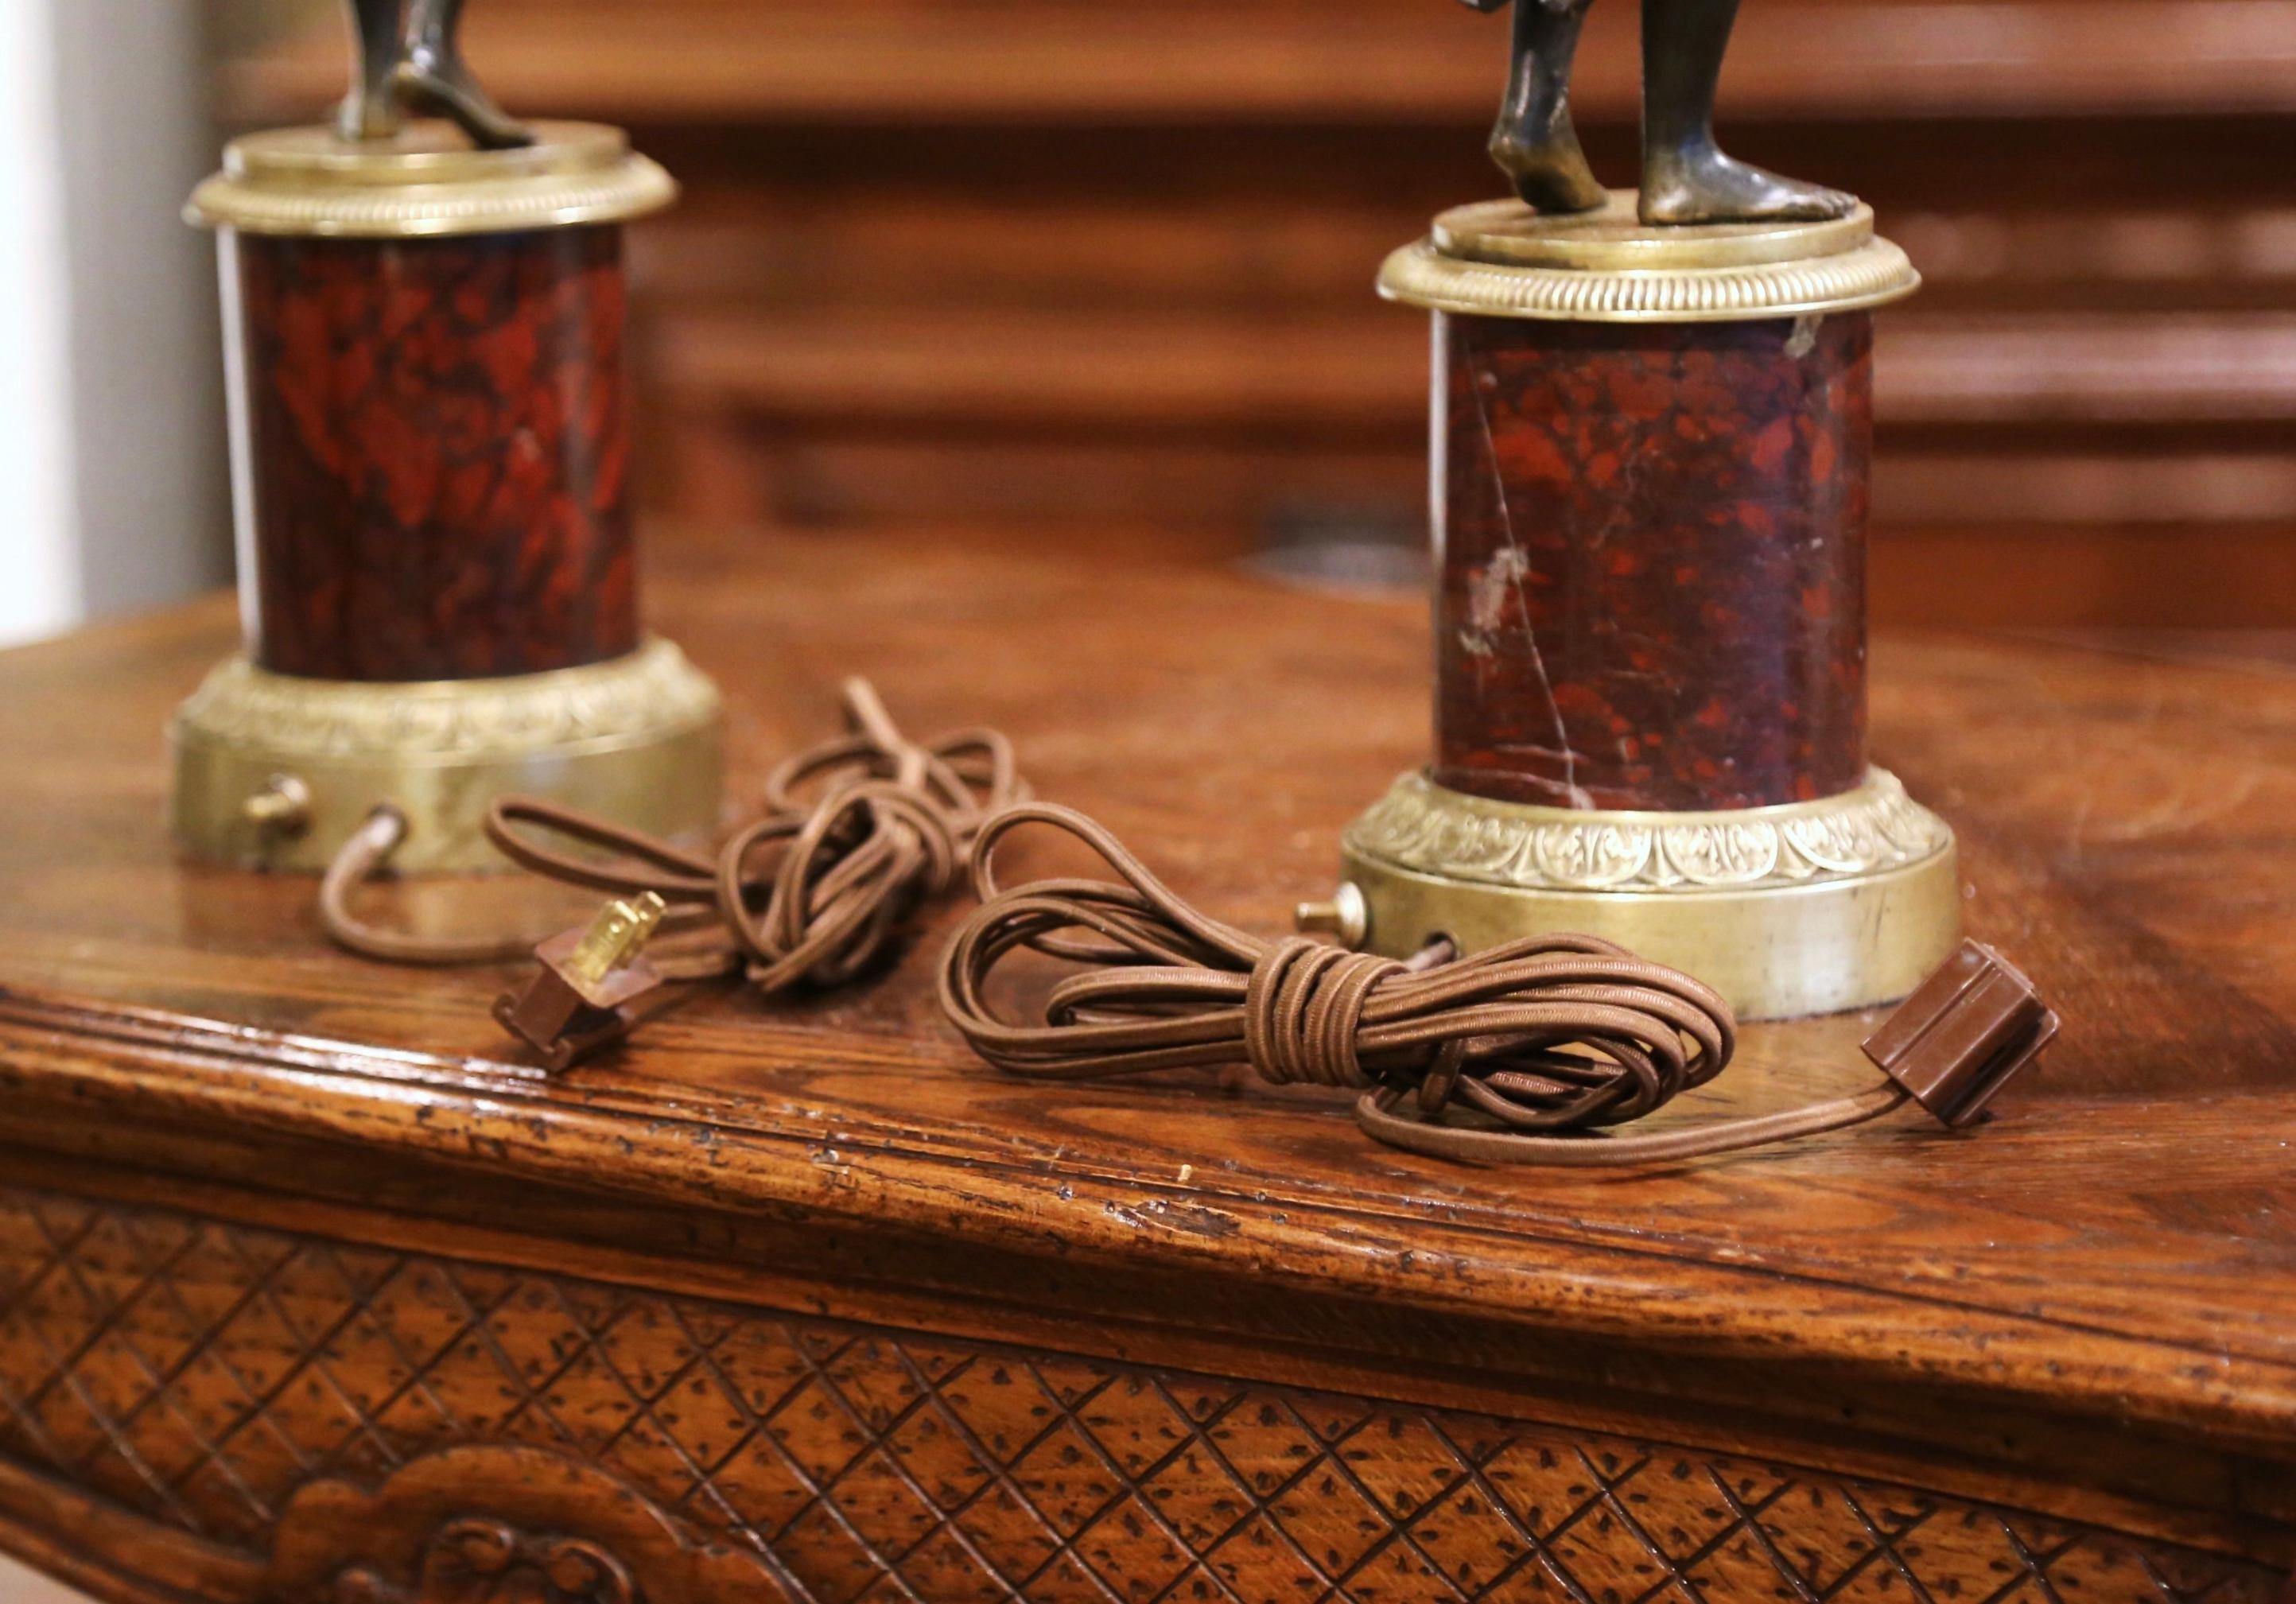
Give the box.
[1338,768,1960,1019]
[170,639,722,873]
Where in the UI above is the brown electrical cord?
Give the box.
[940,803,1915,1166]
[321,805,536,966]
[321,678,1026,1004]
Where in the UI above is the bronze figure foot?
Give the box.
[397,62,533,150]
[1639,147,1855,224]
[1487,0,1605,213]
[1490,128,1609,214]
[336,89,396,143]
[338,0,405,141]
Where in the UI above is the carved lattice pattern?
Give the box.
[0,1189,2275,1604]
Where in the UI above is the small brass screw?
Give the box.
[1294,882,1369,950]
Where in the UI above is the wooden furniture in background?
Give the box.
[0,526,2294,1600]
[217,0,2296,629]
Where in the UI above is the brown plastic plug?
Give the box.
[494,892,670,1071]
[1862,940,2060,1128]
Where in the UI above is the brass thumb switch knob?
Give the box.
[243,775,313,837]
[1295,883,1369,950]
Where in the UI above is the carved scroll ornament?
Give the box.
[266,1446,796,1603]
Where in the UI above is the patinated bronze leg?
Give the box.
[404,0,533,148]
[1638,0,1853,223]
[1490,0,1609,214]
[338,0,406,142]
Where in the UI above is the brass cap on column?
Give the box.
[1380,190,1920,323]
[187,120,676,239]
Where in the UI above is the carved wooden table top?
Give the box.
[0,527,2291,1604]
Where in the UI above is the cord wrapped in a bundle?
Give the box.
[941,805,2058,1166]
[322,678,1025,1066]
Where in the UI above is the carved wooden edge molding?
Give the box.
[0,1451,263,1604]
[0,1184,2283,1604]
[2,977,2294,1472]
[268,1447,796,1603]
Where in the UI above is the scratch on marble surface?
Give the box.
[1470,361,1593,809]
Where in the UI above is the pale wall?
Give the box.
[0,0,226,651]
[0,3,218,1594]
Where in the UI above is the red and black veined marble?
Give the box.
[1431,310,1872,813]
[223,225,639,681]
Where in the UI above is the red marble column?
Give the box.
[223,225,639,682]
[1432,312,1871,812]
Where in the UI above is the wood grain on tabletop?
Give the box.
[0,525,2291,1548]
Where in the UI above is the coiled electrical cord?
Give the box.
[321,678,1025,1000]
[321,697,2030,1155]
[941,803,1912,1166]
